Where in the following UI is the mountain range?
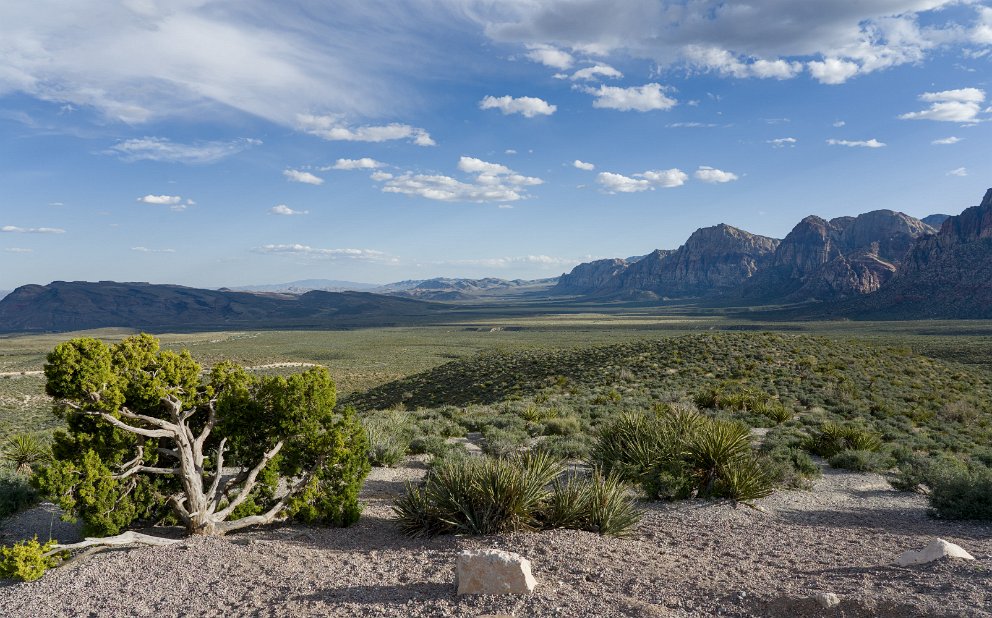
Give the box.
[0,188,989,332]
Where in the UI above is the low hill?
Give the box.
[226,279,379,293]
[381,277,558,301]
[0,281,443,333]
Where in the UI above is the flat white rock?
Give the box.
[815,592,841,608]
[896,538,975,567]
[456,549,537,595]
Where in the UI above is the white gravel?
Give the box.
[2,462,990,617]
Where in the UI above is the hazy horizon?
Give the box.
[2,1,991,290]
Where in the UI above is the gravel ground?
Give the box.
[1,461,989,617]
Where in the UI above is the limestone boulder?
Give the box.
[896,538,975,567]
[456,549,537,595]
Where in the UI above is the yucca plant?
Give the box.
[803,422,882,458]
[2,434,49,476]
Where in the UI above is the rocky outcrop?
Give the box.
[921,214,951,228]
[745,210,934,302]
[842,188,992,318]
[896,539,975,567]
[0,281,441,333]
[553,258,632,295]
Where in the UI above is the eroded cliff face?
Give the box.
[553,258,632,294]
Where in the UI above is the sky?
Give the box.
[1,0,991,290]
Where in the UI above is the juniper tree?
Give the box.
[35,334,369,537]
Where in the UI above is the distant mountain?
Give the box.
[834,188,992,319]
[553,224,779,298]
[743,210,935,302]
[227,279,378,294]
[922,214,951,228]
[0,290,9,301]
[0,281,441,333]
[381,277,557,301]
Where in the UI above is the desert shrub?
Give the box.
[481,425,529,457]
[827,449,893,473]
[393,453,640,537]
[928,466,992,520]
[364,411,415,467]
[762,446,820,489]
[393,452,561,536]
[695,385,791,424]
[542,470,641,537]
[0,537,61,582]
[2,434,50,476]
[543,415,582,436]
[594,409,773,502]
[890,454,968,492]
[0,470,40,519]
[803,422,882,458]
[535,434,594,460]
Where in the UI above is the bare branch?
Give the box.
[206,438,227,507]
[194,400,218,454]
[119,446,145,472]
[156,448,179,460]
[117,406,176,432]
[214,463,318,535]
[113,465,181,479]
[80,410,173,439]
[46,532,181,555]
[214,441,283,520]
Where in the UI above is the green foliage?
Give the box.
[804,422,882,458]
[593,408,773,502]
[890,453,968,492]
[827,449,893,473]
[2,434,49,475]
[0,537,61,582]
[928,466,992,520]
[695,385,791,424]
[363,410,414,467]
[0,469,40,519]
[761,446,821,489]
[36,334,370,537]
[393,453,640,537]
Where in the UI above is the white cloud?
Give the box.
[767,137,798,148]
[597,168,687,193]
[504,149,517,155]
[932,136,963,145]
[106,137,260,164]
[826,138,886,148]
[131,246,175,253]
[136,194,193,211]
[479,95,556,117]
[297,114,435,146]
[899,88,987,122]
[667,122,719,128]
[524,44,574,70]
[947,167,968,176]
[684,45,803,80]
[253,244,393,262]
[137,194,181,206]
[1,225,65,234]
[369,171,394,182]
[283,169,324,185]
[327,158,383,170]
[694,166,739,183]
[808,58,861,84]
[581,83,677,112]
[833,120,846,127]
[374,157,543,203]
[3,247,33,253]
[570,64,623,81]
[270,204,308,216]
[573,160,595,171]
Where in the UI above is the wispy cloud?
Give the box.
[106,137,261,164]
[579,83,677,112]
[573,160,595,171]
[131,246,176,253]
[684,45,804,80]
[3,247,33,253]
[899,88,986,123]
[694,166,739,183]
[932,136,963,145]
[947,167,968,177]
[2,225,65,234]
[479,95,556,117]
[372,157,543,203]
[298,114,435,146]
[283,169,324,185]
[597,169,687,193]
[326,158,384,171]
[570,64,623,81]
[270,204,308,216]
[826,138,886,148]
[253,244,394,262]
[767,137,798,148]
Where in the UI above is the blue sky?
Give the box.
[1,0,991,290]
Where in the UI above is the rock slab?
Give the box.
[456,549,537,595]
[896,538,975,567]
[815,592,841,608]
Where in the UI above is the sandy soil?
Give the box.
[1,461,989,618]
